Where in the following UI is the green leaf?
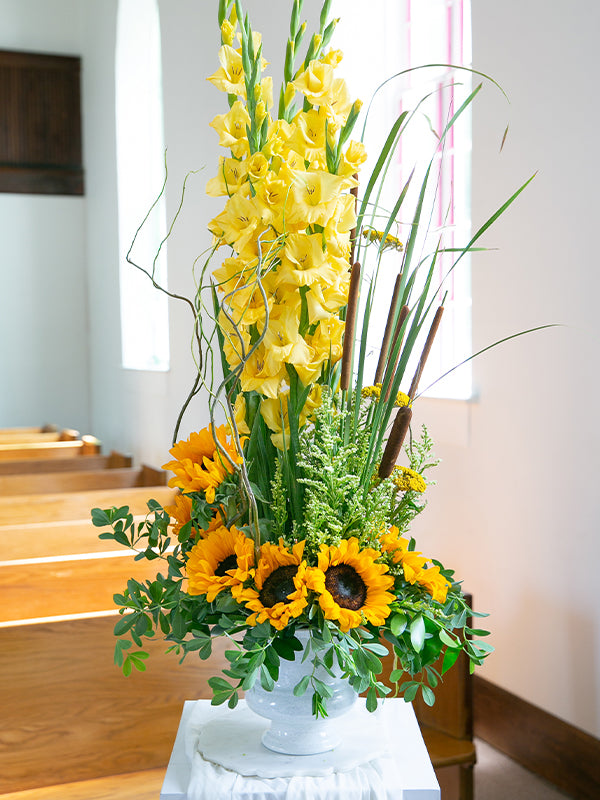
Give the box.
[366,687,378,712]
[441,647,461,675]
[410,615,426,652]
[390,612,408,637]
[91,507,111,528]
[293,674,311,697]
[208,676,234,693]
[260,664,275,692]
[421,685,436,707]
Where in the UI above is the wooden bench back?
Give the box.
[0,464,165,496]
[0,436,101,461]
[0,451,132,475]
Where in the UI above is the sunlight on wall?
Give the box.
[332,0,473,399]
[115,0,169,371]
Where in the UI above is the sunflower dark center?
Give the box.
[259,565,298,607]
[214,554,238,577]
[325,564,367,611]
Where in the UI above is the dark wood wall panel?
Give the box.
[0,49,84,195]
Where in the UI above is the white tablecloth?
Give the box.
[161,699,440,800]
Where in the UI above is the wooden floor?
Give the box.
[0,768,165,800]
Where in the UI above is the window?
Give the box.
[333,0,472,398]
[115,0,169,371]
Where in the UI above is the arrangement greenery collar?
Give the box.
[90,0,525,717]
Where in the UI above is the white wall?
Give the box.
[0,0,89,432]
[2,0,598,740]
[410,0,600,738]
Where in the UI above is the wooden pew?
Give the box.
[0,478,225,794]
[0,485,175,526]
[0,450,132,476]
[0,427,80,444]
[0,435,101,461]
[0,464,166,496]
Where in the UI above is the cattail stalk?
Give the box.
[340,261,361,391]
[378,405,413,479]
[408,305,444,400]
[383,303,410,400]
[374,272,403,385]
[349,174,359,264]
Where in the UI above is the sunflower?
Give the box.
[185,525,255,602]
[237,540,309,630]
[164,492,226,540]
[379,527,449,602]
[162,425,243,503]
[306,538,395,633]
[416,565,450,604]
[379,526,427,581]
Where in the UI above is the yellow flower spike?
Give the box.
[287,168,350,227]
[292,59,334,106]
[239,345,287,399]
[220,19,236,47]
[209,101,251,158]
[321,49,344,68]
[322,78,353,128]
[338,139,368,177]
[278,232,330,287]
[207,45,246,97]
[232,394,251,437]
[287,107,329,165]
[205,156,249,198]
[208,193,268,256]
[246,152,269,182]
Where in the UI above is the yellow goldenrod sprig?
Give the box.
[362,227,404,252]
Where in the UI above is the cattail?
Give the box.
[349,174,359,264]
[383,304,410,401]
[340,261,361,391]
[374,272,403,385]
[378,405,413,479]
[408,305,444,400]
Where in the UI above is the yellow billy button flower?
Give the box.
[162,425,243,504]
[238,540,309,630]
[360,384,411,408]
[186,525,255,602]
[391,465,426,493]
[306,538,395,633]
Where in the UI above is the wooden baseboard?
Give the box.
[473,675,600,800]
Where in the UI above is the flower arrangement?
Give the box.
[91,0,525,717]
